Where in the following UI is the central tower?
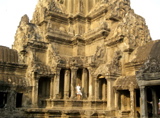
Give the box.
[12,0,151,117]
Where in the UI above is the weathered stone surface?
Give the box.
[1,0,159,118]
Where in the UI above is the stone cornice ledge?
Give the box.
[46,30,73,44]
[84,28,110,43]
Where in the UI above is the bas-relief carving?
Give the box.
[109,50,122,74]
[94,45,105,62]
[142,58,160,73]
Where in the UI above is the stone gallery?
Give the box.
[0,0,160,118]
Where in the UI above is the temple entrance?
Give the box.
[136,89,140,117]
[146,87,153,117]
[0,92,7,108]
[76,68,89,99]
[38,77,51,107]
[98,75,107,100]
[145,85,160,117]
[60,69,65,99]
[16,93,23,108]
[77,69,82,86]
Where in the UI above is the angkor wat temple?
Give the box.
[1,0,160,118]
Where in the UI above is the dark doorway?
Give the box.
[146,87,153,117]
[0,92,7,108]
[38,77,51,98]
[60,69,65,99]
[16,93,23,108]
[77,69,83,86]
[98,77,107,100]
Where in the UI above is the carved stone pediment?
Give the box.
[143,58,160,73]
[143,73,160,80]
[137,58,160,80]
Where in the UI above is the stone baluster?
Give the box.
[64,69,71,99]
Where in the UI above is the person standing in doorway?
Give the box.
[76,84,82,100]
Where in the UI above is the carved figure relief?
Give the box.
[110,50,122,74]
[93,45,106,65]
[143,58,160,73]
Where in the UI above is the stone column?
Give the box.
[53,68,61,99]
[88,68,93,100]
[50,76,54,99]
[115,90,119,109]
[129,85,136,118]
[107,78,112,109]
[82,68,88,99]
[64,69,71,99]
[151,88,158,117]
[140,86,148,118]
[102,81,107,100]
[70,67,77,99]
[32,77,39,107]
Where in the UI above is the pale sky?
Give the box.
[0,0,160,48]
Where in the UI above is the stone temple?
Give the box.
[0,0,160,118]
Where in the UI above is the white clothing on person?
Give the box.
[76,85,82,96]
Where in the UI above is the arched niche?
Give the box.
[97,74,107,100]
